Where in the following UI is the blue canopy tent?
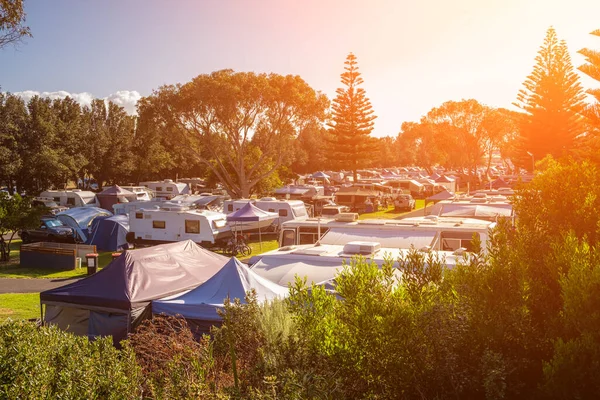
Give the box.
[152,257,288,334]
[226,202,278,250]
[87,215,130,251]
[57,207,112,243]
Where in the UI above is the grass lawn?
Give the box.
[358,199,426,220]
[0,293,40,322]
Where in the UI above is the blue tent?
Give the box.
[87,215,130,251]
[57,207,112,243]
[152,257,287,333]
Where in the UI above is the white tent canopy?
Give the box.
[152,257,288,321]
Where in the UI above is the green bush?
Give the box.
[0,320,141,399]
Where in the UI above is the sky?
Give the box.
[2,0,600,137]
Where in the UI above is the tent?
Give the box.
[491,178,510,189]
[250,255,344,287]
[427,190,455,202]
[96,185,137,211]
[312,171,330,179]
[57,207,112,243]
[152,257,288,334]
[40,240,228,344]
[226,202,278,250]
[87,215,130,251]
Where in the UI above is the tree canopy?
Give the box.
[0,0,31,49]
[139,70,328,198]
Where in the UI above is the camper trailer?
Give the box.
[278,214,495,253]
[223,198,309,230]
[120,186,154,202]
[249,241,464,287]
[139,179,190,200]
[127,204,231,247]
[427,194,513,222]
[39,190,99,208]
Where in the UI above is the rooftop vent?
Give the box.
[343,241,381,255]
[260,197,277,201]
[335,212,359,222]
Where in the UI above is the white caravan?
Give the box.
[427,193,513,222]
[278,215,495,254]
[39,190,99,208]
[250,241,465,287]
[127,204,230,247]
[120,186,154,202]
[139,179,190,200]
[223,198,309,231]
[113,194,226,216]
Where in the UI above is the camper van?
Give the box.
[139,179,190,200]
[223,198,309,229]
[127,204,231,247]
[278,214,495,253]
[39,190,99,208]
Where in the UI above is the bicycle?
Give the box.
[226,234,252,257]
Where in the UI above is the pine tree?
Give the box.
[514,27,586,168]
[577,29,600,164]
[328,53,377,182]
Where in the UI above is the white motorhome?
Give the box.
[278,214,495,253]
[223,198,309,230]
[139,179,190,200]
[127,204,230,247]
[39,190,99,208]
[250,241,465,287]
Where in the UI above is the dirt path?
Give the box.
[0,277,79,294]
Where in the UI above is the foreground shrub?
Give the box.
[0,320,141,399]
[128,315,217,399]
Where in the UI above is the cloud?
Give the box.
[12,90,141,115]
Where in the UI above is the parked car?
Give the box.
[20,217,75,244]
[394,194,416,211]
[320,204,351,218]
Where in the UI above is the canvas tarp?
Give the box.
[320,228,436,249]
[153,257,288,321]
[87,215,130,251]
[436,204,513,219]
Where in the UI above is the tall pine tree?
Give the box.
[328,53,377,182]
[577,29,600,163]
[514,27,585,168]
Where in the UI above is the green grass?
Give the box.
[0,293,40,322]
[358,199,426,220]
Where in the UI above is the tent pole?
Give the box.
[259,225,262,251]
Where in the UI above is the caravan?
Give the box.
[39,190,99,208]
[139,179,190,200]
[278,214,495,253]
[127,204,231,247]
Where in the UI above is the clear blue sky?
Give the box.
[2,0,600,136]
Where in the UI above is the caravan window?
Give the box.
[166,187,173,192]
[279,209,288,217]
[135,212,143,219]
[153,221,166,229]
[185,220,200,234]
[66,197,75,206]
[268,209,275,213]
[281,229,296,246]
[440,231,479,252]
[227,204,233,212]
[53,197,61,202]
[292,205,308,218]
[156,186,163,192]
